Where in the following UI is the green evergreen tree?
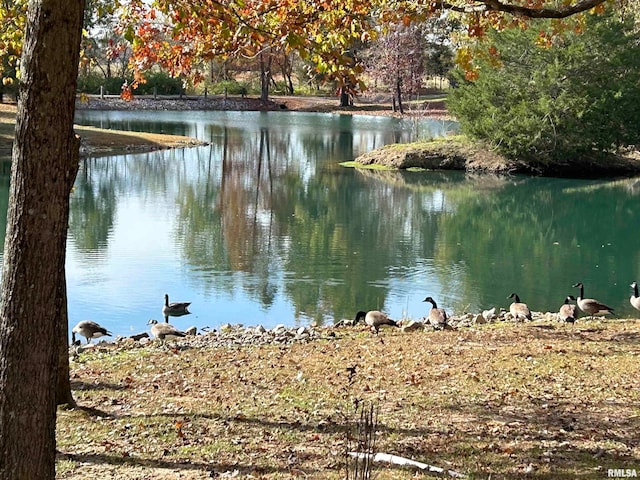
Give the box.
[447,13,640,165]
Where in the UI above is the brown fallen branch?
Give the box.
[348,452,467,478]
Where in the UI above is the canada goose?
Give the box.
[129,332,150,341]
[558,295,578,323]
[507,293,532,321]
[353,310,398,334]
[184,325,198,336]
[162,293,191,319]
[423,296,448,330]
[71,320,111,344]
[630,282,640,312]
[572,282,614,319]
[481,307,497,321]
[147,319,187,341]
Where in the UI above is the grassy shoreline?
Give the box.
[58,319,640,479]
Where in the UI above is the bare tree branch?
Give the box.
[422,0,608,18]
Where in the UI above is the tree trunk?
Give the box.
[395,78,404,115]
[260,51,271,103]
[281,53,294,95]
[339,86,351,107]
[56,275,75,407]
[0,0,85,478]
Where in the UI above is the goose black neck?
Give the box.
[634,284,639,298]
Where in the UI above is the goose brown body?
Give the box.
[353,310,398,334]
[162,293,191,318]
[559,296,577,323]
[572,282,614,318]
[423,296,448,330]
[147,319,187,341]
[507,293,532,321]
[71,320,111,344]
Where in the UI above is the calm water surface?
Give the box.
[2,110,640,338]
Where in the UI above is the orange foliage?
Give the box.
[120,81,134,101]
[119,0,616,91]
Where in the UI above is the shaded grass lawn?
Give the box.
[57,320,640,479]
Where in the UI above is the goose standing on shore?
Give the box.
[572,282,615,319]
[507,293,532,321]
[71,320,111,344]
[630,281,640,312]
[353,310,398,334]
[147,319,187,341]
[162,293,191,321]
[423,296,448,330]
[558,296,578,323]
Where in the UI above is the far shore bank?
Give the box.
[1,94,447,159]
[3,95,639,178]
[74,93,450,119]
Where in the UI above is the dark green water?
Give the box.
[2,110,639,337]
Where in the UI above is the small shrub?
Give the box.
[209,80,251,96]
[135,72,183,95]
[77,72,184,96]
[77,74,126,95]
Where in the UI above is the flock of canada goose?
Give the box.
[355,281,640,334]
[71,282,640,344]
[71,293,192,345]
[353,295,451,333]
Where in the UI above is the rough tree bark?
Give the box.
[57,275,75,407]
[0,0,85,478]
[260,50,272,103]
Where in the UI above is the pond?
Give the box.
[2,110,639,339]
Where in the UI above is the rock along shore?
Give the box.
[76,95,289,112]
[73,308,576,355]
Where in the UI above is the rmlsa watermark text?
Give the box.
[608,469,638,478]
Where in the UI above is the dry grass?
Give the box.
[57,320,640,479]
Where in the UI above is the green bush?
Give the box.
[447,13,640,164]
[77,74,125,95]
[208,80,250,96]
[77,72,184,95]
[136,72,183,95]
